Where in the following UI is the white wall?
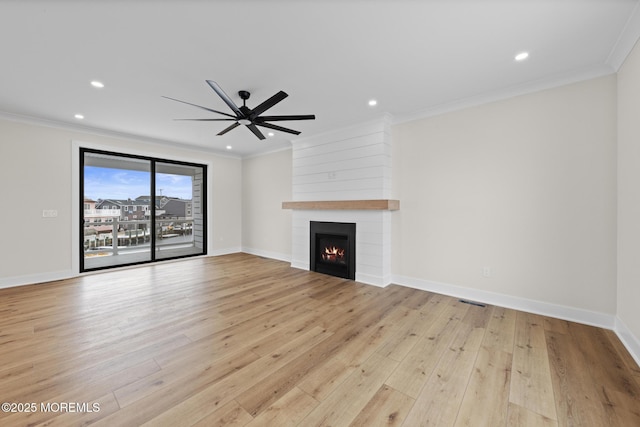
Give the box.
[392,75,618,319]
[617,40,640,360]
[241,149,292,261]
[0,117,242,287]
[209,151,242,255]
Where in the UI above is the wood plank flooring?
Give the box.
[1,253,639,426]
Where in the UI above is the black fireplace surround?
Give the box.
[310,221,356,280]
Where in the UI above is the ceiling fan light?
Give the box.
[238,119,251,125]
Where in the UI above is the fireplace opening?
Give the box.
[310,221,355,280]
[318,235,348,265]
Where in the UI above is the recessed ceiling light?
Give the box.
[515,52,529,61]
[74,114,84,119]
[90,80,104,88]
[368,99,378,107]
[268,132,275,137]
[226,145,232,150]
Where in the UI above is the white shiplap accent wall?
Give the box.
[292,115,392,201]
[290,115,394,286]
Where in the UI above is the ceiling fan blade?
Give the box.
[206,80,243,117]
[256,114,315,121]
[250,91,288,118]
[162,96,237,118]
[217,122,241,136]
[255,122,301,135]
[246,123,266,140]
[174,118,236,121]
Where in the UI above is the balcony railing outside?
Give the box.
[84,218,195,257]
[84,209,122,217]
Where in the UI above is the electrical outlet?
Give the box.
[482,266,491,277]
[42,209,58,218]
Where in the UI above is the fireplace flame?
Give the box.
[322,246,345,262]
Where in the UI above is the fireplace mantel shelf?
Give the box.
[282,199,399,211]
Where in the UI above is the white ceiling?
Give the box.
[1,0,639,157]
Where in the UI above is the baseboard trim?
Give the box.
[209,246,242,256]
[241,247,291,263]
[614,317,640,368]
[0,250,240,290]
[355,272,387,288]
[356,272,394,288]
[288,260,389,287]
[393,273,640,368]
[391,274,616,330]
[291,260,309,271]
[0,270,75,290]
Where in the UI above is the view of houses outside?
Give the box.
[83,160,201,269]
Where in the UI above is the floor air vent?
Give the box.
[458,299,486,308]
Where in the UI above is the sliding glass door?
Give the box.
[155,162,205,260]
[81,148,206,272]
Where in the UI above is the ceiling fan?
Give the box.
[163,80,315,140]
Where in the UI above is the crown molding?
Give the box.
[0,110,242,159]
[606,1,640,71]
[393,64,615,125]
[242,143,293,160]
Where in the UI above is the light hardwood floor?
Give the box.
[1,253,639,426]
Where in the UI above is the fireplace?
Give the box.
[310,221,356,280]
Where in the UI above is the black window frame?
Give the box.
[80,147,207,272]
